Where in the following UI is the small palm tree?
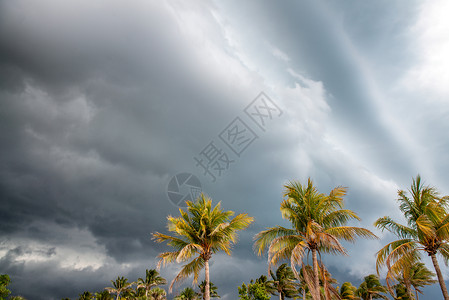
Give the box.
[123,286,145,299]
[255,179,377,300]
[375,175,449,300]
[137,269,167,298]
[78,291,93,300]
[148,287,167,300]
[356,274,387,300]
[94,290,113,300]
[198,281,220,299]
[153,194,254,300]
[175,287,199,300]
[105,276,134,300]
[269,263,298,300]
[393,283,411,300]
[339,282,359,300]
[404,262,436,300]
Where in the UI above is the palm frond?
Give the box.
[169,256,205,293]
[254,226,296,256]
[374,216,415,239]
[325,226,377,242]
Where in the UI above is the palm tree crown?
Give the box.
[268,263,298,300]
[175,287,199,300]
[153,193,254,300]
[254,178,377,299]
[406,262,437,300]
[356,274,387,300]
[105,276,134,300]
[339,282,359,300]
[137,269,167,298]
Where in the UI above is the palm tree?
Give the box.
[94,290,113,300]
[137,269,167,298]
[238,278,271,300]
[105,276,134,300]
[153,193,254,300]
[122,286,145,299]
[78,291,93,300]
[404,262,436,300]
[374,175,449,300]
[148,287,167,300]
[198,281,220,299]
[174,287,199,300]
[339,282,359,300]
[355,274,387,300]
[269,263,298,300]
[254,179,377,300]
[255,275,276,298]
[392,283,411,300]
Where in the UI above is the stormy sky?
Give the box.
[1,1,449,299]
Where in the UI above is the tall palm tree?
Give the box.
[374,175,449,300]
[137,269,167,298]
[174,287,199,300]
[254,178,377,300]
[153,194,254,300]
[198,281,220,299]
[355,275,387,300]
[269,263,298,300]
[105,276,134,300]
[339,282,359,300]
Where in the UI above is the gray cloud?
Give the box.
[1,1,449,299]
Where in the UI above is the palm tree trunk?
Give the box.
[279,292,282,300]
[205,259,210,300]
[415,288,419,300]
[311,248,320,300]
[302,289,306,300]
[430,253,449,300]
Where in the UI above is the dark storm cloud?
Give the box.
[217,0,423,181]
[1,1,449,300]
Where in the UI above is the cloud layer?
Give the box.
[1,1,449,299]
